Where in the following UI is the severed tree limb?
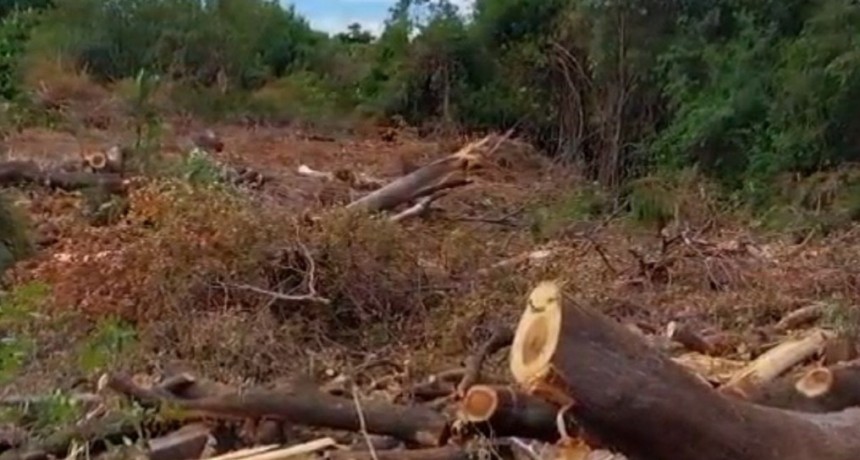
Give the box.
[719,329,834,399]
[388,179,474,222]
[346,135,497,213]
[746,360,860,413]
[0,161,126,193]
[105,374,450,447]
[773,304,824,333]
[458,385,567,443]
[508,280,860,460]
[456,326,514,397]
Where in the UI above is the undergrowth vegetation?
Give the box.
[2,0,860,429]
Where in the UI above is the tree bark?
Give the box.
[106,374,449,447]
[345,136,491,213]
[747,360,860,413]
[508,281,860,460]
[458,385,566,442]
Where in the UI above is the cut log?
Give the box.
[346,136,493,213]
[719,328,833,399]
[106,374,449,447]
[147,423,211,460]
[746,360,860,413]
[458,385,566,442]
[0,161,126,193]
[508,280,860,460]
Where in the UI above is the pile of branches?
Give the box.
[3,283,860,460]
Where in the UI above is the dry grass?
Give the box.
[3,125,860,396]
[21,56,124,130]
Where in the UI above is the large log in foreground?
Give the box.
[508,281,860,460]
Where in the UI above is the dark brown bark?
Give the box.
[346,135,504,213]
[509,281,860,460]
[459,385,567,442]
[107,374,450,447]
[0,161,125,193]
[747,360,860,413]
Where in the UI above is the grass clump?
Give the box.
[0,282,49,383]
[0,194,33,276]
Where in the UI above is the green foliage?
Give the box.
[179,148,223,185]
[0,281,49,383]
[0,7,39,99]
[528,182,612,241]
[76,316,137,373]
[0,193,32,275]
[2,0,860,199]
[126,68,163,173]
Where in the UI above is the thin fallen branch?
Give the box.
[225,244,330,306]
[238,438,336,460]
[456,326,514,397]
[226,283,331,306]
[350,384,379,460]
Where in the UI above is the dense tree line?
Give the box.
[1,0,860,198]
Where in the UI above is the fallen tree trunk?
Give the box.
[508,281,860,460]
[0,161,125,193]
[346,136,493,213]
[106,374,449,447]
[458,385,565,442]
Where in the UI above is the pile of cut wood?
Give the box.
[3,281,858,460]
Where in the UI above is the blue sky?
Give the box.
[286,1,473,36]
